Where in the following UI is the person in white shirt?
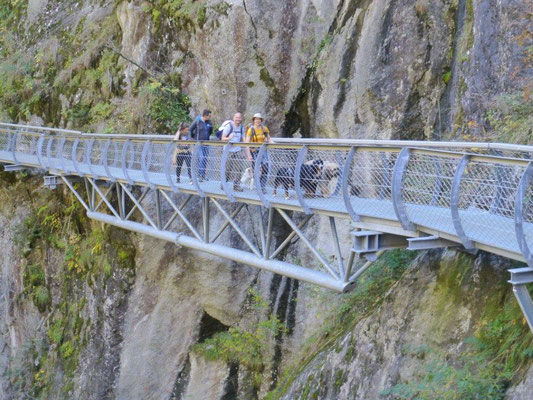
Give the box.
[221,113,245,191]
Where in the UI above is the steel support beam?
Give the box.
[159,191,203,241]
[87,178,120,219]
[210,202,246,243]
[119,183,158,230]
[211,198,262,258]
[87,211,354,292]
[276,208,340,280]
[330,217,345,279]
[62,176,90,211]
[407,235,458,250]
[270,213,313,260]
[203,196,210,242]
[155,189,162,230]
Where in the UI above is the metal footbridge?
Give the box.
[1,122,533,331]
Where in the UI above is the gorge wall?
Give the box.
[1,0,532,399]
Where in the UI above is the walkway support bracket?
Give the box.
[508,267,533,332]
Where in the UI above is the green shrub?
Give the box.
[33,286,50,313]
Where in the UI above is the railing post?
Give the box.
[342,146,360,222]
[164,140,179,193]
[58,136,67,172]
[141,139,154,188]
[103,138,115,181]
[46,136,54,170]
[430,158,443,206]
[71,138,81,175]
[451,154,476,250]
[220,143,235,202]
[391,147,414,231]
[515,161,533,266]
[11,131,19,164]
[295,145,311,215]
[191,142,205,197]
[378,152,391,200]
[121,139,133,184]
[37,134,45,168]
[85,138,98,179]
[253,144,270,208]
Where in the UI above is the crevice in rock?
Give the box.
[242,0,258,44]
[221,362,239,400]
[333,0,372,119]
[437,0,467,139]
[168,355,191,400]
[269,276,298,389]
[281,0,367,137]
[197,311,230,343]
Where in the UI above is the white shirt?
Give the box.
[223,122,244,152]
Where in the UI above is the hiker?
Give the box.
[189,109,212,181]
[244,113,273,190]
[221,112,245,192]
[172,122,192,184]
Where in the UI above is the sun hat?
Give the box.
[252,113,264,121]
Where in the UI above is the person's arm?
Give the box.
[221,123,233,142]
[265,126,274,144]
[244,127,252,161]
[189,120,197,140]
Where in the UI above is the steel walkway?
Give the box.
[1,122,533,331]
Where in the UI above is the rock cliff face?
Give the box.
[1,0,532,399]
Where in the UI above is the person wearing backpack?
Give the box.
[189,109,212,181]
[244,113,273,190]
[221,112,245,192]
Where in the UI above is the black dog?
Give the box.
[273,160,323,199]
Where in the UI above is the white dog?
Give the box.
[240,167,255,190]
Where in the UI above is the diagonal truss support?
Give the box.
[57,177,358,292]
[276,208,341,280]
[211,198,262,258]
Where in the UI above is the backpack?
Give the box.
[215,120,234,140]
[247,123,269,143]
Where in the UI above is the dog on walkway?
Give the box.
[273,159,323,199]
[240,167,255,190]
[317,161,341,197]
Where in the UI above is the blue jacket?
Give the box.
[190,117,212,141]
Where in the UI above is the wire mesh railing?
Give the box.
[1,123,533,263]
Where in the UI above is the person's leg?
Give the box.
[184,152,192,179]
[198,145,208,180]
[230,152,242,190]
[260,161,268,190]
[176,153,185,183]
